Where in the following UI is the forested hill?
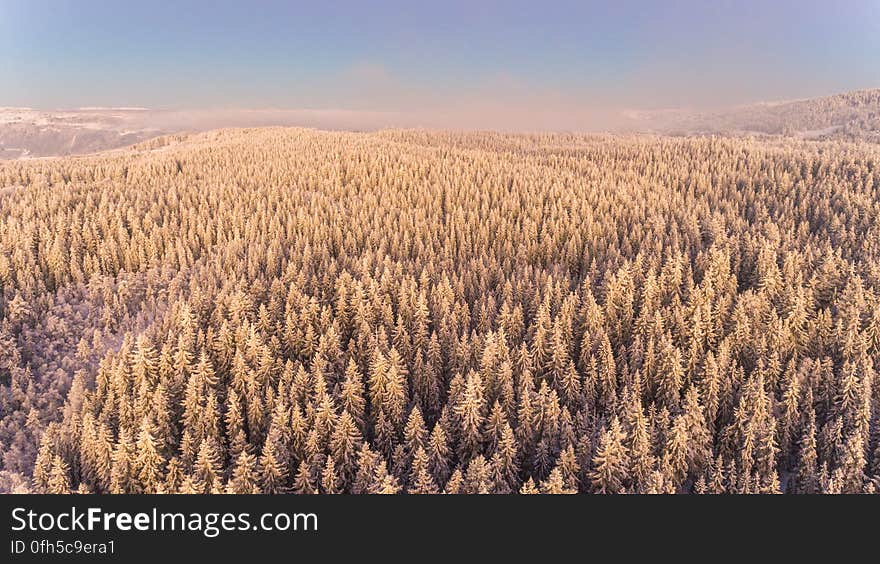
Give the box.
[1,129,878,494]
[3,88,879,162]
[626,88,880,141]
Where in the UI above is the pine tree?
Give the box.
[625,392,654,493]
[541,467,577,494]
[408,446,439,494]
[164,457,183,493]
[590,417,629,494]
[444,469,464,494]
[681,386,711,477]
[838,431,866,493]
[32,437,54,493]
[230,451,260,494]
[321,457,340,494]
[178,474,199,494]
[373,470,402,494]
[796,408,819,494]
[494,423,520,490]
[93,424,114,493]
[259,439,288,494]
[665,416,690,489]
[455,372,486,462]
[110,428,136,494]
[330,410,363,486]
[403,407,429,458]
[463,455,492,494]
[293,461,316,494]
[134,417,164,493]
[596,334,617,409]
[383,347,409,429]
[193,438,224,494]
[340,359,366,431]
[47,456,71,494]
[428,424,451,486]
[131,334,159,388]
[519,477,540,494]
[657,337,684,410]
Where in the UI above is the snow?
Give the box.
[77,106,150,111]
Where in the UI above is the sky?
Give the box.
[1,0,878,129]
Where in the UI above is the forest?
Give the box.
[0,128,878,494]
[639,88,880,141]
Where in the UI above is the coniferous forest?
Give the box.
[1,128,879,494]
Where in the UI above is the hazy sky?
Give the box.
[2,0,878,128]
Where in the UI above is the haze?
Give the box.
[2,0,879,131]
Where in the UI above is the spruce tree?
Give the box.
[590,417,629,494]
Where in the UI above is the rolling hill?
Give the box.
[627,88,880,141]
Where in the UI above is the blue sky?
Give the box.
[1,0,878,113]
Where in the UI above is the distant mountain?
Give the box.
[625,88,880,141]
[0,107,401,159]
[3,89,879,160]
[0,108,165,159]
